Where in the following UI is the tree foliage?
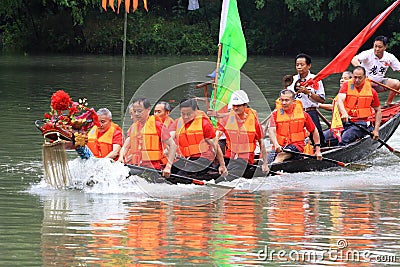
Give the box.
[0,0,399,56]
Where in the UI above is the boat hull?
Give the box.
[269,109,400,173]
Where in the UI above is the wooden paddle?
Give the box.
[316,109,331,128]
[126,164,234,189]
[370,80,400,94]
[177,156,281,178]
[175,156,243,182]
[349,122,400,158]
[282,148,371,171]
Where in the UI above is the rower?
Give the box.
[154,101,174,128]
[328,66,382,146]
[86,108,123,160]
[216,90,269,179]
[117,97,176,178]
[169,98,227,182]
[268,89,322,163]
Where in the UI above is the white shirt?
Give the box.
[287,71,325,109]
[357,48,400,82]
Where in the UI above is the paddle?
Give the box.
[370,80,400,94]
[282,148,370,171]
[177,156,281,178]
[316,109,331,128]
[125,164,234,189]
[349,122,400,158]
[175,156,242,182]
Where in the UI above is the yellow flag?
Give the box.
[330,96,343,142]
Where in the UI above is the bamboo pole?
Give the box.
[120,11,127,124]
[316,109,331,128]
[212,44,223,109]
[370,79,400,94]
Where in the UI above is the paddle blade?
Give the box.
[345,162,371,171]
[205,183,235,190]
[392,149,400,158]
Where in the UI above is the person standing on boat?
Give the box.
[169,98,227,181]
[118,97,176,178]
[351,35,400,107]
[154,101,174,128]
[215,90,269,178]
[86,108,123,160]
[331,66,382,146]
[287,53,326,147]
[268,90,323,163]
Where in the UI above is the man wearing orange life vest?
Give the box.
[268,90,322,163]
[169,98,227,181]
[216,90,269,178]
[118,97,176,178]
[334,66,382,145]
[87,108,123,160]
[154,101,174,128]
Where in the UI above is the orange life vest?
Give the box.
[275,99,307,146]
[344,79,373,119]
[225,108,257,154]
[175,113,211,157]
[130,115,163,165]
[87,122,121,158]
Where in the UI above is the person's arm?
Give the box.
[372,106,382,140]
[297,85,324,103]
[207,110,229,118]
[117,137,130,163]
[105,144,121,160]
[318,103,333,111]
[257,138,269,173]
[351,56,361,67]
[268,126,281,153]
[215,130,224,149]
[337,93,349,122]
[105,129,123,160]
[205,137,227,175]
[161,137,177,178]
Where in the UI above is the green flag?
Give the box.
[211,0,247,117]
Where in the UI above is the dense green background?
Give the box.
[1,0,400,56]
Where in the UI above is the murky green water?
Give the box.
[1,55,400,266]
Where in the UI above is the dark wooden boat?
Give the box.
[269,103,400,173]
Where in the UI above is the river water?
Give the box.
[1,55,400,266]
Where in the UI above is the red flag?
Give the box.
[306,0,400,86]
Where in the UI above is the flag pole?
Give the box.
[212,43,223,109]
[307,0,400,86]
[120,11,127,124]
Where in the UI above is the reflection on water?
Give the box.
[36,187,400,266]
[1,55,400,266]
